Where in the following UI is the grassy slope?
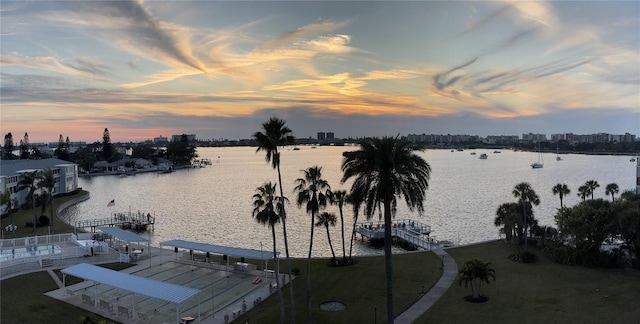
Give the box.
[238,252,442,323]
[420,241,640,323]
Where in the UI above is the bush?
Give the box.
[25,222,34,228]
[38,215,50,226]
[520,251,537,263]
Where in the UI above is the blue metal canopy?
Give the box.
[160,239,277,261]
[61,263,199,304]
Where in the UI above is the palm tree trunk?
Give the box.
[349,216,358,260]
[31,194,36,231]
[275,163,296,323]
[271,225,285,324]
[50,193,54,234]
[326,226,336,262]
[339,207,346,262]
[384,199,394,324]
[307,211,315,324]
[522,202,528,251]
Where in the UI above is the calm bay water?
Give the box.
[60,146,637,257]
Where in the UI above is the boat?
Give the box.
[493,150,501,154]
[293,147,300,151]
[556,142,562,161]
[479,153,488,159]
[531,142,544,168]
[470,152,476,155]
[632,158,637,162]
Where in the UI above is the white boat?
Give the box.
[479,153,488,159]
[532,142,544,168]
[556,142,562,161]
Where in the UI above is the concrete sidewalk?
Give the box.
[394,248,458,323]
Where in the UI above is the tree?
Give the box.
[165,136,198,166]
[102,128,113,161]
[456,259,496,301]
[605,183,619,202]
[38,169,56,234]
[341,136,431,324]
[512,182,540,250]
[577,185,590,201]
[327,189,348,263]
[552,183,570,208]
[18,170,40,231]
[19,132,30,159]
[494,202,521,244]
[585,180,600,200]
[252,182,285,323]
[252,117,296,322]
[1,189,16,238]
[3,132,15,160]
[316,211,338,263]
[294,165,330,323]
[555,199,615,264]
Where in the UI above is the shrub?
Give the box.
[520,251,537,263]
[38,215,50,226]
[25,222,34,228]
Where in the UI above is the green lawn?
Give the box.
[419,241,640,323]
[0,263,132,324]
[238,252,442,323]
[1,190,87,238]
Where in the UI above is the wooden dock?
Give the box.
[356,219,446,250]
[76,211,155,233]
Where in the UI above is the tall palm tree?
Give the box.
[316,212,338,263]
[294,166,329,323]
[1,189,16,238]
[341,137,431,324]
[585,180,599,200]
[252,182,285,323]
[455,259,496,300]
[327,189,348,262]
[605,183,619,202]
[552,183,570,208]
[252,117,297,322]
[18,170,40,231]
[512,182,540,250]
[38,169,56,234]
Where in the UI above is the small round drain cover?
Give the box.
[319,301,346,311]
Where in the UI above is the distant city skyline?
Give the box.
[1,1,638,143]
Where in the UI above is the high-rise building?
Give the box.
[317,132,326,142]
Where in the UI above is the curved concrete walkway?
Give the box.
[394,248,458,323]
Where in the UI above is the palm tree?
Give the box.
[341,136,431,324]
[327,189,348,263]
[316,212,338,263]
[577,185,590,201]
[494,202,520,244]
[252,182,285,323]
[585,180,599,200]
[38,169,56,234]
[18,170,40,231]
[552,183,570,208]
[512,182,540,250]
[294,166,329,323]
[455,259,496,300]
[1,189,16,238]
[605,183,619,202]
[252,117,296,322]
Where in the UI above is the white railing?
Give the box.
[0,233,74,249]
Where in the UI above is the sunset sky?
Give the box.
[1,1,639,143]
